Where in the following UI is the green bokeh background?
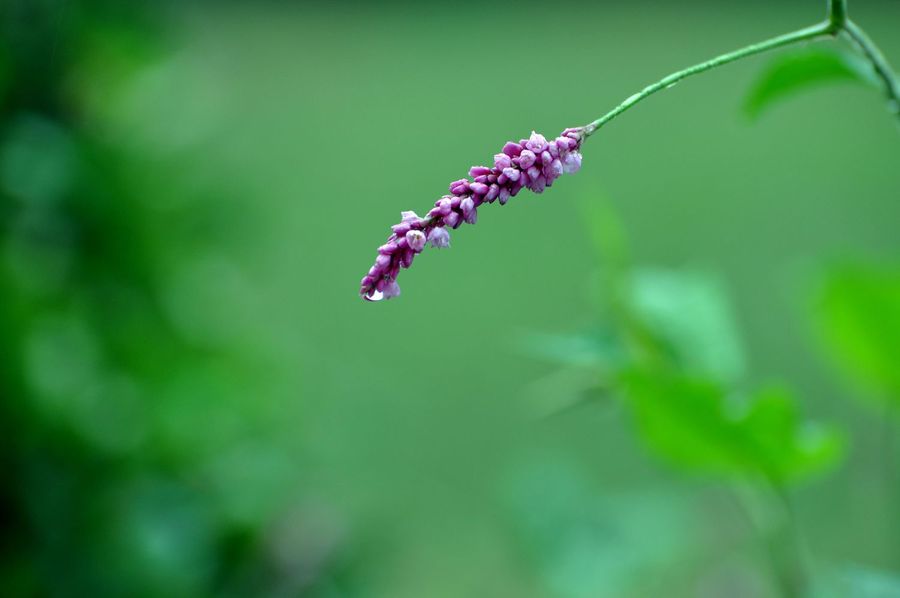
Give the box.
[1,1,899,596]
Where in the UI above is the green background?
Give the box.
[1,0,899,596]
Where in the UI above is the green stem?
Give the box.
[583,21,834,136]
[583,0,900,136]
[829,0,848,30]
[732,481,809,598]
[842,20,900,120]
[768,482,809,598]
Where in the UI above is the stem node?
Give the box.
[828,0,848,32]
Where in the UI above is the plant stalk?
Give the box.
[583,22,833,136]
[583,0,900,136]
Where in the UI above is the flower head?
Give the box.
[359,126,586,300]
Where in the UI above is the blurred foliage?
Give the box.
[835,564,900,598]
[504,460,706,597]
[531,200,845,486]
[813,264,900,403]
[744,47,879,119]
[623,371,842,483]
[0,1,353,596]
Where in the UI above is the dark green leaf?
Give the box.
[744,48,879,119]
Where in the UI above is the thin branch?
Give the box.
[583,0,900,136]
[583,22,834,136]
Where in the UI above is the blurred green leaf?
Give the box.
[504,459,698,597]
[581,193,630,270]
[0,114,77,205]
[814,265,900,402]
[838,564,900,597]
[520,329,623,367]
[621,368,843,482]
[625,269,745,384]
[742,386,844,479]
[525,365,613,420]
[744,48,879,119]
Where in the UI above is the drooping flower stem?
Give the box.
[583,23,832,136]
[358,0,898,301]
[583,0,900,138]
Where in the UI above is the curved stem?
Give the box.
[843,20,900,120]
[583,21,834,136]
[582,0,900,136]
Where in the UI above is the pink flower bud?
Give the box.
[502,142,522,157]
[427,227,451,248]
[518,150,536,170]
[502,167,520,182]
[556,136,573,153]
[449,179,470,195]
[399,249,415,268]
[375,254,391,269]
[382,280,401,299]
[405,230,426,252]
[549,158,563,179]
[460,196,474,217]
[460,196,477,224]
[470,182,489,196]
[444,211,461,228]
[436,197,452,215]
[525,131,548,153]
[562,151,582,174]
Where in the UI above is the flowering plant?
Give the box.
[359,0,897,301]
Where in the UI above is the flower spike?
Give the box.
[360,127,585,301]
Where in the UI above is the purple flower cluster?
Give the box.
[360,127,585,301]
